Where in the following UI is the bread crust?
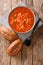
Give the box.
[0,25,18,42]
[6,39,23,56]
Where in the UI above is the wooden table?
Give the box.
[0,0,43,65]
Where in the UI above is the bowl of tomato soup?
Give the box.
[8,6,35,40]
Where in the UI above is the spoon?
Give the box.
[24,18,41,46]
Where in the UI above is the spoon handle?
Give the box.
[24,18,41,46]
[32,18,41,34]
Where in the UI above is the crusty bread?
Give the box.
[6,39,23,56]
[0,25,18,42]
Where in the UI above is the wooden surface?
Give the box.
[0,0,43,65]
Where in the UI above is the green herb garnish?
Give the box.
[14,20,17,26]
[14,14,16,19]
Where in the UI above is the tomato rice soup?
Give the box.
[8,7,34,33]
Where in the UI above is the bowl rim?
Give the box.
[8,6,36,34]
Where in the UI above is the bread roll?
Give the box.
[6,39,23,56]
[0,25,18,42]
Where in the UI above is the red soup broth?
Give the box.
[8,7,34,33]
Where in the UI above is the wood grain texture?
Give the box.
[0,0,3,17]
[12,0,21,9]
[33,0,43,12]
[32,25,43,65]
[26,0,33,7]
[0,0,11,17]
[33,40,43,65]
[21,45,32,65]
[33,0,43,21]
[0,0,43,65]
[0,34,10,65]
[22,0,33,8]
[11,51,21,65]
